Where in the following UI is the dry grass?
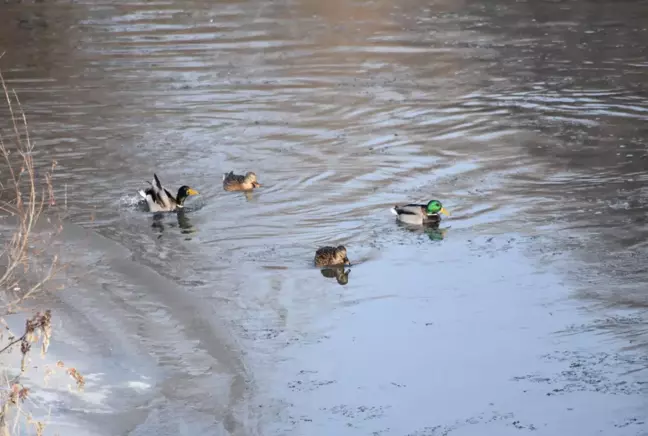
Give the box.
[0,62,74,435]
[0,66,64,312]
[0,311,52,436]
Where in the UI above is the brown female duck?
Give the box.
[314,245,350,267]
[222,171,262,191]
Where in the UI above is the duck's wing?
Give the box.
[139,174,175,211]
[223,172,245,185]
[151,173,175,210]
[314,247,336,266]
[391,204,425,216]
[139,186,165,212]
[163,188,178,208]
[223,171,243,183]
[315,246,336,257]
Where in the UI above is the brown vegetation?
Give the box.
[0,67,64,312]
[0,63,79,435]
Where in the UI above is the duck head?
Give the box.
[176,185,200,206]
[336,245,350,265]
[245,172,262,188]
[425,200,449,217]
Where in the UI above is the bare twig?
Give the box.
[0,65,66,435]
[0,68,63,311]
[0,335,24,356]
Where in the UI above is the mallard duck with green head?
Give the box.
[314,245,350,267]
[138,173,199,212]
[390,200,449,225]
[222,171,262,191]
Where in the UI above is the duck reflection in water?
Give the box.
[151,209,197,238]
[397,221,449,242]
[320,266,351,286]
[425,226,448,241]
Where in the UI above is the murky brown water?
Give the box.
[2,0,648,434]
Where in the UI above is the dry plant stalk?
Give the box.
[0,68,65,311]
[0,309,83,435]
[0,311,53,435]
[0,63,71,435]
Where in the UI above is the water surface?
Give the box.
[1,0,648,434]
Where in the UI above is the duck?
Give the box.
[222,171,261,191]
[314,245,350,267]
[138,173,199,212]
[390,200,449,225]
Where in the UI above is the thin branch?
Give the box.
[0,333,25,356]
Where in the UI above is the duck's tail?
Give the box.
[390,206,398,215]
[138,190,147,199]
[222,171,233,181]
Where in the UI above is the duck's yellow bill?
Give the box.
[188,188,200,195]
[440,207,450,216]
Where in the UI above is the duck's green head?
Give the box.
[176,185,200,206]
[426,200,450,216]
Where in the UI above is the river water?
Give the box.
[1,0,648,434]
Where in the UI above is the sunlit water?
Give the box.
[1,0,648,434]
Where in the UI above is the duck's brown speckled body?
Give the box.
[314,245,350,267]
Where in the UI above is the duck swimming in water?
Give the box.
[138,173,199,212]
[314,245,350,268]
[390,200,449,225]
[222,171,262,191]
